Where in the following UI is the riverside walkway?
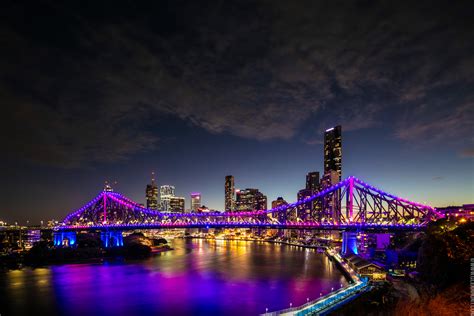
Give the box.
[262,248,370,316]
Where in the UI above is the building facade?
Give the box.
[225,175,235,212]
[145,172,159,210]
[297,188,314,220]
[324,125,342,181]
[271,197,287,209]
[191,193,201,212]
[320,170,340,223]
[169,196,185,213]
[235,189,267,211]
[306,171,320,191]
[160,185,175,212]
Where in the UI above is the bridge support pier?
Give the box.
[341,232,358,256]
[53,231,77,247]
[100,231,124,248]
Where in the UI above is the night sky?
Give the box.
[1,0,473,224]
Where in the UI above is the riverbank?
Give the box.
[183,236,328,250]
[263,247,369,316]
[0,243,172,271]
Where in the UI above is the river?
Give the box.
[0,239,348,315]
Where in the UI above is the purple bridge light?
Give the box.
[56,176,442,231]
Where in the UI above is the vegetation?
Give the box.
[417,220,473,289]
[0,232,170,269]
[331,220,472,315]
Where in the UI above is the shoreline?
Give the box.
[0,244,173,271]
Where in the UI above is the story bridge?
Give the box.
[53,176,442,251]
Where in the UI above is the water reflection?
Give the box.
[0,239,347,315]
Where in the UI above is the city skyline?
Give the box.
[1,123,472,224]
[0,2,472,316]
[1,1,473,224]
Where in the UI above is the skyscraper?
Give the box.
[145,172,159,210]
[271,197,287,209]
[271,196,287,220]
[320,170,340,223]
[324,125,342,181]
[191,193,201,212]
[297,188,313,220]
[295,171,321,221]
[160,185,175,212]
[170,196,185,213]
[235,189,267,211]
[306,171,320,191]
[225,175,235,212]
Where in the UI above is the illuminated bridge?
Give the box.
[53,176,442,248]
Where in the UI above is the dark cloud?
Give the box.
[1,0,473,167]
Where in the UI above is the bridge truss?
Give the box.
[58,177,442,230]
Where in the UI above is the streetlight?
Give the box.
[289,303,292,308]
[307,298,309,303]
[265,308,268,314]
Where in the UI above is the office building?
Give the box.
[320,170,340,223]
[145,172,159,210]
[297,188,314,220]
[271,197,287,221]
[324,125,342,181]
[191,193,201,212]
[271,197,287,209]
[306,171,320,191]
[170,196,185,213]
[235,189,267,211]
[160,185,175,212]
[225,175,235,212]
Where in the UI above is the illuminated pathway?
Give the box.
[262,248,369,316]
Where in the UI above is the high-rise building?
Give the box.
[170,196,185,213]
[306,171,320,191]
[160,185,175,212]
[235,189,267,211]
[297,188,313,220]
[191,193,201,212]
[146,172,159,210]
[271,197,287,209]
[271,196,287,220]
[324,125,342,181]
[225,175,235,212]
[320,170,340,223]
[295,172,321,221]
[320,170,339,189]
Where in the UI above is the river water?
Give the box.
[0,239,347,315]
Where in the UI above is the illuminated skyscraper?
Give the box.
[295,172,321,220]
[271,196,287,220]
[235,189,267,211]
[160,185,175,212]
[306,171,320,191]
[271,197,287,209]
[146,172,159,210]
[225,175,235,211]
[320,170,340,223]
[324,125,342,181]
[191,193,201,212]
[170,196,185,213]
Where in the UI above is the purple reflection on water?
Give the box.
[1,239,348,316]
